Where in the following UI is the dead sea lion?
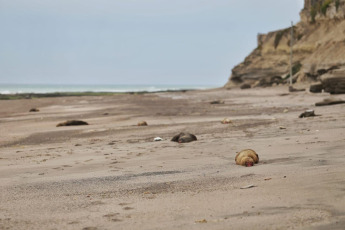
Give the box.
[56,120,89,127]
[235,149,259,167]
[210,100,224,104]
[29,108,39,112]
[171,132,197,143]
[137,121,148,126]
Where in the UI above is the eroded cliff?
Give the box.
[225,0,345,93]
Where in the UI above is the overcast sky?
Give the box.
[0,0,304,86]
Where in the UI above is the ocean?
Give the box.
[0,84,217,94]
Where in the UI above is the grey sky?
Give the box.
[0,0,304,86]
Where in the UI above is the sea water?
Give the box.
[0,84,217,94]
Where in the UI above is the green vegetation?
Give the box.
[310,0,340,22]
[292,62,302,75]
[321,0,333,15]
[274,29,289,49]
[336,0,340,10]
[284,62,302,79]
[310,5,318,23]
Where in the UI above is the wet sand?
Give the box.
[0,86,345,230]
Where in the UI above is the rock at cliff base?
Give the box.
[309,82,324,93]
[289,86,305,92]
[315,98,345,106]
[321,72,345,94]
[240,83,251,89]
[56,120,89,127]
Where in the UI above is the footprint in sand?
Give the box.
[123,207,134,210]
[52,167,64,170]
[118,202,130,206]
[82,227,98,230]
[103,213,122,222]
[90,200,105,205]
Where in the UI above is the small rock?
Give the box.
[137,121,148,126]
[299,110,315,118]
[154,137,163,141]
[279,126,286,129]
[221,118,232,124]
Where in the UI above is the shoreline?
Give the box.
[0,88,206,100]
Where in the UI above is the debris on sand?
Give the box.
[56,120,89,127]
[154,137,163,141]
[137,121,148,126]
[29,108,39,112]
[315,98,345,106]
[299,110,315,118]
[171,132,197,143]
[240,184,256,189]
[210,100,224,104]
[221,118,232,124]
[235,149,259,167]
[195,219,207,223]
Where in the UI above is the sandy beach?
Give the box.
[1,86,345,230]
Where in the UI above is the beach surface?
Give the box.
[0,87,345,230]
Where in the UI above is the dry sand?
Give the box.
[0,86,345,230]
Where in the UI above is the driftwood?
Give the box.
[315,98,345,106]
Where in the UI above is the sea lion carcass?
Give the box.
[235,149,259,167]
[171,132,197,143]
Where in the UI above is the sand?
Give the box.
[0,86,345,230]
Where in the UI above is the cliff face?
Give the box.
[225,0,345,92]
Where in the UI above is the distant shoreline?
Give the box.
[0,84,218,97]
[0,88,204,100]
